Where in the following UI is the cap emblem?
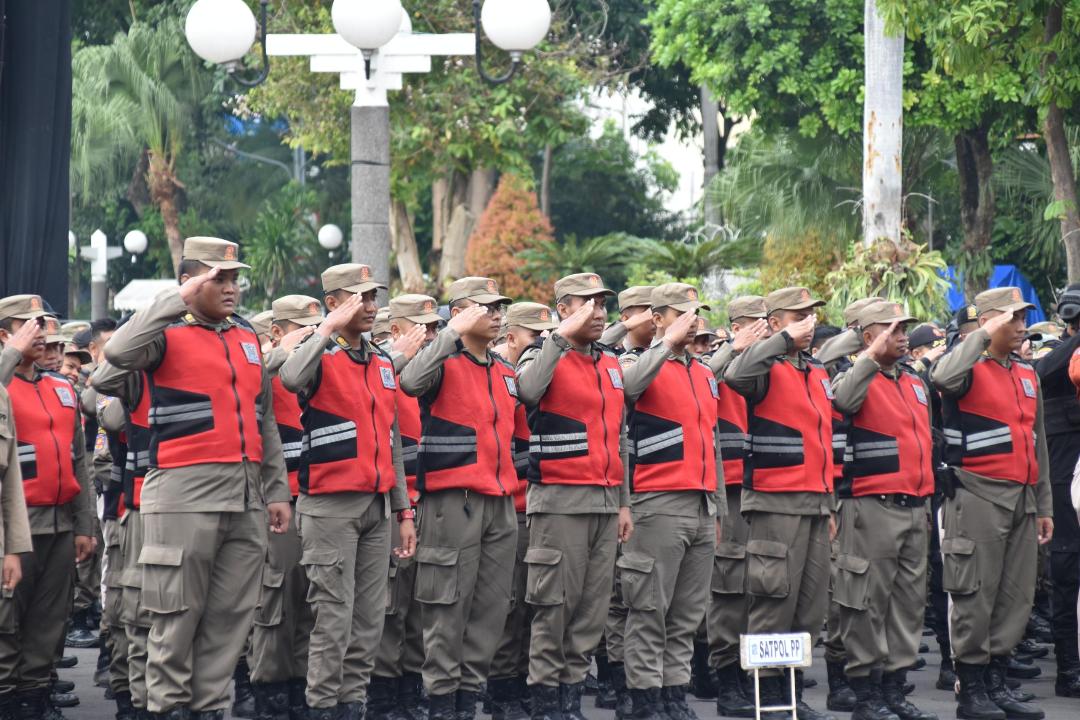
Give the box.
[423,301,435,313]
[686,288,697,300]
[800,289,811,302]
[46,319,58,334]
[486,279,497,293]
[589,275,600,288]
[1012,288,1022,302]
[223,245,237,261]
[539,309,550,322]
[894,304,903,316]
[29,297,41,310]
[308,302,319,315]
[360,266,371,281]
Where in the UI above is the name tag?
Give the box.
[241,342,261,365]
[912,384,928,406]
[820,378,834,400]
[503,376,518,398]
[55,385,75,408]
[1021,377,1036,398]
[608,368,624,390]
[379,366,397,390]
[708,377,720,399]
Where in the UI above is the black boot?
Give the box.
[153,708,193,720]
[595,655,617,709]
[398,673,427,720]
[527,685,562,720]
[796,671,836,720]
[689,642,716,700]
[287,679,306,720]
[937,657,957,692]
[848,675,898,720]
[609,663,632,720]
[881,671,936,720]
[14,689,48,720]
[192,712,225,720]
[490,677,528,720]
[64,608,98,648]
[0,692,15,720]
[369,677,410,720]
[115,690,137,720]
[255,681,291,720]
[232,659,256,719]
[455,690,479,720]
[304,707,336,720]
[955,663,1005,720]
[1056,668,1080,698]
[825,661,856,712]
[558,683,586,720]
[628,689,664,720]
[661,686,696,720]
[426,693,455,720]
[95,644,112,688]
[336,702,364,720]
[986,658,1043,720]
[713,664,754,719]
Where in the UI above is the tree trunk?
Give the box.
[540,145,553,217]
[863,0,904,248]
[954,124,995,299]
[147,151,184,275]
[468,167,497,218]
[701,86,721,227]
[432,175,449,254]
[391,199,426,293]
[1043,1,1080,282]
[438,204,476,286]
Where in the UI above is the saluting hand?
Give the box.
[863,320,899,365]
[393,324,427,360]
[319,293,364,338]
[732,319,768,353]
[448,305,489,336]
[662,310,700,351]
[395,519,417,559]
[623,311,654,333]
[7,319,42,361]
[785,314,816,351]
[557,299,595,344]
[922,343,947,365]
[179,267,220,305]
[279,326,315,354]
[981,311,1015,338]
[2,554,21,593]
[267,501,291,535]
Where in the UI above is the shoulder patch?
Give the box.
[1021,377,1036,398]
[912,384,928,406]
[503,376,518,398]
[54,384,76,408]
[820,377,835,400]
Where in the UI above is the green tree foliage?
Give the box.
[520,233,645,292]
[240,184,323,304]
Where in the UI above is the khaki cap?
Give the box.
[506,302,558,331]
[1028,321,1062,337]
[64,346,93,364]
[447,277,511,305]
[372,308,391,337]
[727,295,767,321]
[843,297,885,327]
[764,286,825,314]
[651,282,710,313]
[390,294,442,324]
[554,273,615,300]
[272,295,323,327]
[695,316,718,339]
[618,286,654,312]
[43,316,64,344]
[0,294,50,322]
[856,300,916,328]
[61,321,91,345]
[975,286,1035,316]
[248,310,274,339]
[182,236,249,270]
[321,263,386,295]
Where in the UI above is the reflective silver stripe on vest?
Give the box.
[400,446,419,462]
[125,450,150,471]
[944,428,964,446]
[149,401,214,425]
[280,441,303,460]
[832,433,848,451]
[717,432,748,450]
[17,447,36,462]
[851,439,899,459]
[307,421,358,449]
[964,426,1012,451]
[529,432,589,455]
[635,427,684,458]
[513,449,530,469]
[419,435,478,453]
[750,436,804,454]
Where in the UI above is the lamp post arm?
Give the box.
[472,0,520,86]
[231,0,271,88]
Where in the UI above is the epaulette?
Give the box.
[492,353,515,371]
[231,313,255,331]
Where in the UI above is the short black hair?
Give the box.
[448,298,470,311]
[177,259,206,282]
[90,318,118,344]
[271,319,300,333]
[0,318,14,333]
[812,324,842,349]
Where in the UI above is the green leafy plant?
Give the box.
[240,184,321,305]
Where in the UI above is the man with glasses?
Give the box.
[399,278,520,720]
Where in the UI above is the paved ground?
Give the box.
[60,640,1080,719]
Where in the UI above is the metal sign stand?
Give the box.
[740,632,813,720]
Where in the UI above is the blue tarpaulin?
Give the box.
[943,265,1046,324]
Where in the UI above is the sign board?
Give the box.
[740,633,813,670]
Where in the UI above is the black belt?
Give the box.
[877,493,926,508]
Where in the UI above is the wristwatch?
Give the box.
[397,508,416,522]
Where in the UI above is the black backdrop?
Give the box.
[0,0,72,316]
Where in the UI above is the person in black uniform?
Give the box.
[1034,283,1080,698]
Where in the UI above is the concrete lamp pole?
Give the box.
[184,0,551,297]
[79,230,122,320]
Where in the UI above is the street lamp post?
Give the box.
[79,230,122,321]
[184,0,550,295]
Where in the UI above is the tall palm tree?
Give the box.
[71,18,208,273]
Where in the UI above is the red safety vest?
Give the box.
[299,342,397,495]
[629,356,719,493]
[527,347,625,487]
[8,373,82,506]
[123,373,151,509]
[397,386,421,505]
[271,374,303,497]
[512,402,529,512]
[943,357,1039,485]
[840,368,934,498]
[415,352,517,496]
[149,321,264,468]
[745,358,834,493]
[715,381,748,487]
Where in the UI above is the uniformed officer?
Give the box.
[619,283,724,720]
[816,298,884,375]
[399,277,519,720]
[373,308,393,346]
[59,326,92,386]
[931,287,1053,720]
[723,287,834,720]
[831,301,937,720]
[600,286,656,353]
[707,296,770,719]
[516,273,633,720]
[104,237,293,718]
[0,295,97,718]
[277,263,415,720]
[249,295,323,720]
[691,318,719,357]
[1033,284,1080,698]
[488,302,558,720]
[249,310,274,352]
[370,294,440,720]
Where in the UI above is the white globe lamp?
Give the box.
[318,224,344,252]
[124,230,149,256]
[332,0,405,52]
[185,0,258,65]
[480,0,551,55]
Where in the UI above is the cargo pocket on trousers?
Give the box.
[711,542,747,595]
[385,560,400,613]
[414,546,460,605]
[254,565,285,627]
[832,553,871,611]
[138,545,186,615]
[524,547,564,606]
[746,539,790,599]
[616,552,657,611]
[302,549,345,605]
[0,588,17,634]
[942,537,979,595]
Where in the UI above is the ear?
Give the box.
[450,306,462,318]
[324,294,338,311]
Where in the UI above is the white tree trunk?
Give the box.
[701,85,721,227]
[863,0,904,247]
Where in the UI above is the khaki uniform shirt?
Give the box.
[516,332,630,515]
[0,386,32,555]
[931,328,1052,516]
[815,328,863,372]
[278,332,409,519]
[103,288,291,513]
